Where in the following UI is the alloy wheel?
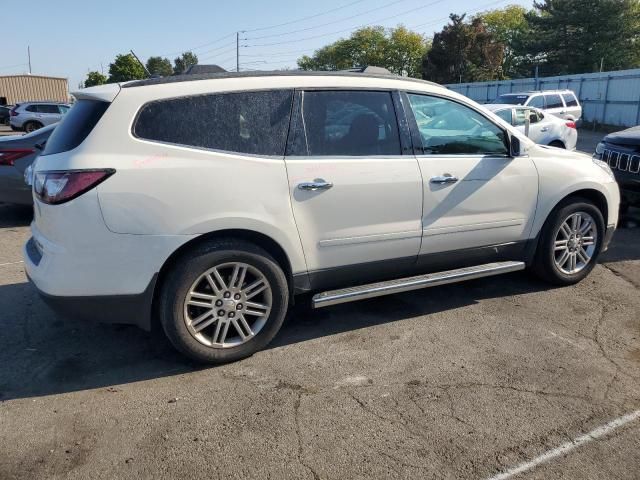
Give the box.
[553,211,598,275]
[183,262,272,348]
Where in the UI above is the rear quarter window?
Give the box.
[134,90,294,156]
[545,94,564,109]
[562,93,579,107]
[42,100,110,155]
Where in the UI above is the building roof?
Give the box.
[0,74,68,81]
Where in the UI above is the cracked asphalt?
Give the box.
[0,203,639,480]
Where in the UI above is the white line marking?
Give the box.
[0,260,24,267]
[486,410,640,480]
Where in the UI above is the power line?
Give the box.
[244,0,367,33]
[411,0,509,30]
[246,0,446,47]
[246,0,409,40]
[163,32,237,58]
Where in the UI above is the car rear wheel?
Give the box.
[532,198,604,285]
[24,121,43,133]
[159,239,289,364]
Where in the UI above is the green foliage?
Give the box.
[108,54,146,83]
[146,56,173,77]
[475,5,531,77]
[298,26,429,77]
[422,14,505,83]
[524,0,640,75]
[84,71,107,88]
[173,51,199,75]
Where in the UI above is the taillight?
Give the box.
[0,148,34,166]
[9,107,18,117]
[565,121,576,129]
[34,169,115,205]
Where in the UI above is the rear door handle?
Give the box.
[430,175,459,185]
[298,180,333,191]
[540,127,549,132]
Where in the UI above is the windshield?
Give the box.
[495,94,529,105]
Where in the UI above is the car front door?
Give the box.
[284,89,423,286]
[404,92,539,259]
[38,104,61,126]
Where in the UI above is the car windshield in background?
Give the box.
[495,94,529,105]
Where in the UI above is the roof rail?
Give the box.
[341,66,392,75]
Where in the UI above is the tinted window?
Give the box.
[289,90,400,156]
[134,90,293,156]
[25,105,38,112]
[495,109,513,124]
[408,94,508,156]
[495,94,528,105]
[528,95,545,109]
[39,104,60,114]
[545,94,563,109]
[562,92,578,107]
[58,105,70,114]
[43,100,109,155]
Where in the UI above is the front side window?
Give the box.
[545,94,564,109]
[495,108,513,124]
[290,90,400,156]
[134,90,293,156]
[562,92,578,107]
[527,95,545,109]
[407,93,508,156]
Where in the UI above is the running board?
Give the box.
[312,261,525,309]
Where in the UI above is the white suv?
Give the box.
[24,70,619,364]
[495,90,582,122]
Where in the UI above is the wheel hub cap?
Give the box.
[553,212,597,275]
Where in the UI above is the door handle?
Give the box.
[430,175,459,185]
[298,180,333,191]
[540,127,549,132]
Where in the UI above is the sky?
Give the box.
[2,0,532,90]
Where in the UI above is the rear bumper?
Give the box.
[26,268,158,331]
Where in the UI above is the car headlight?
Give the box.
[594,142,605,156]
[593,157,615,180]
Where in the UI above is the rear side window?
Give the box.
[25,105,38,112]
[545,94,564,109]
[527,96,545,109]
[134,90,293,156]
[288,90,401,156]
[562,92,578,107]
[39,104,60,114]
[43,100,110,155]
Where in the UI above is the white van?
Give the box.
[495,90,582,122]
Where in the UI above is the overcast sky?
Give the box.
[3,0,532,90]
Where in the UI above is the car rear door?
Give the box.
[37,104,61,126]
[544,93,567,120]
[561,92,581,121]
[284,89,423,286]
[404,92,538,260]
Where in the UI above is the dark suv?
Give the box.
[594,127,640,212]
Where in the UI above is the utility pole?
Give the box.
[27,46,32,74]
[236,32,240,72]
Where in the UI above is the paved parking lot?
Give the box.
[0,201,639,479]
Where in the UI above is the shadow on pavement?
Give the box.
[0,203,32,228]
[0,272,551,401]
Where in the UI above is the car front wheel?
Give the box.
[159,239,289,364]
[532,199,604,285]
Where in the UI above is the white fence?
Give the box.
[445,68,640,127]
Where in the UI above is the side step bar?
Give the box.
[312,261,525,309]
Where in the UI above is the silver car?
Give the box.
[9,102,70,133]
[0,124,55,204]
[494,90,582,122]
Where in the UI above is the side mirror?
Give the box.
[510,134,524,157]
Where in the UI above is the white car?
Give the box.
[485,104,577,150]
[494,90,582,122]
[24,69,620,364]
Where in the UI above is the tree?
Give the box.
[173,51,198,75]
[84,71,107,88]
[475,5,531,77]
[298,26,428,77]
[422,14,504,84]
[525,0,640,75]
[108,54,146,83]
[146,56,173,77]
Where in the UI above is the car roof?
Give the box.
[500,90,575,96]
[123,69,441,89]
[19,101,68,105]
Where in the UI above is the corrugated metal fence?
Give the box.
[446,68,640,128]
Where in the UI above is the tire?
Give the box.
[532,198,605,285]
[23,121,42,133]
[158,239,289,364]
[549,140,565,149]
